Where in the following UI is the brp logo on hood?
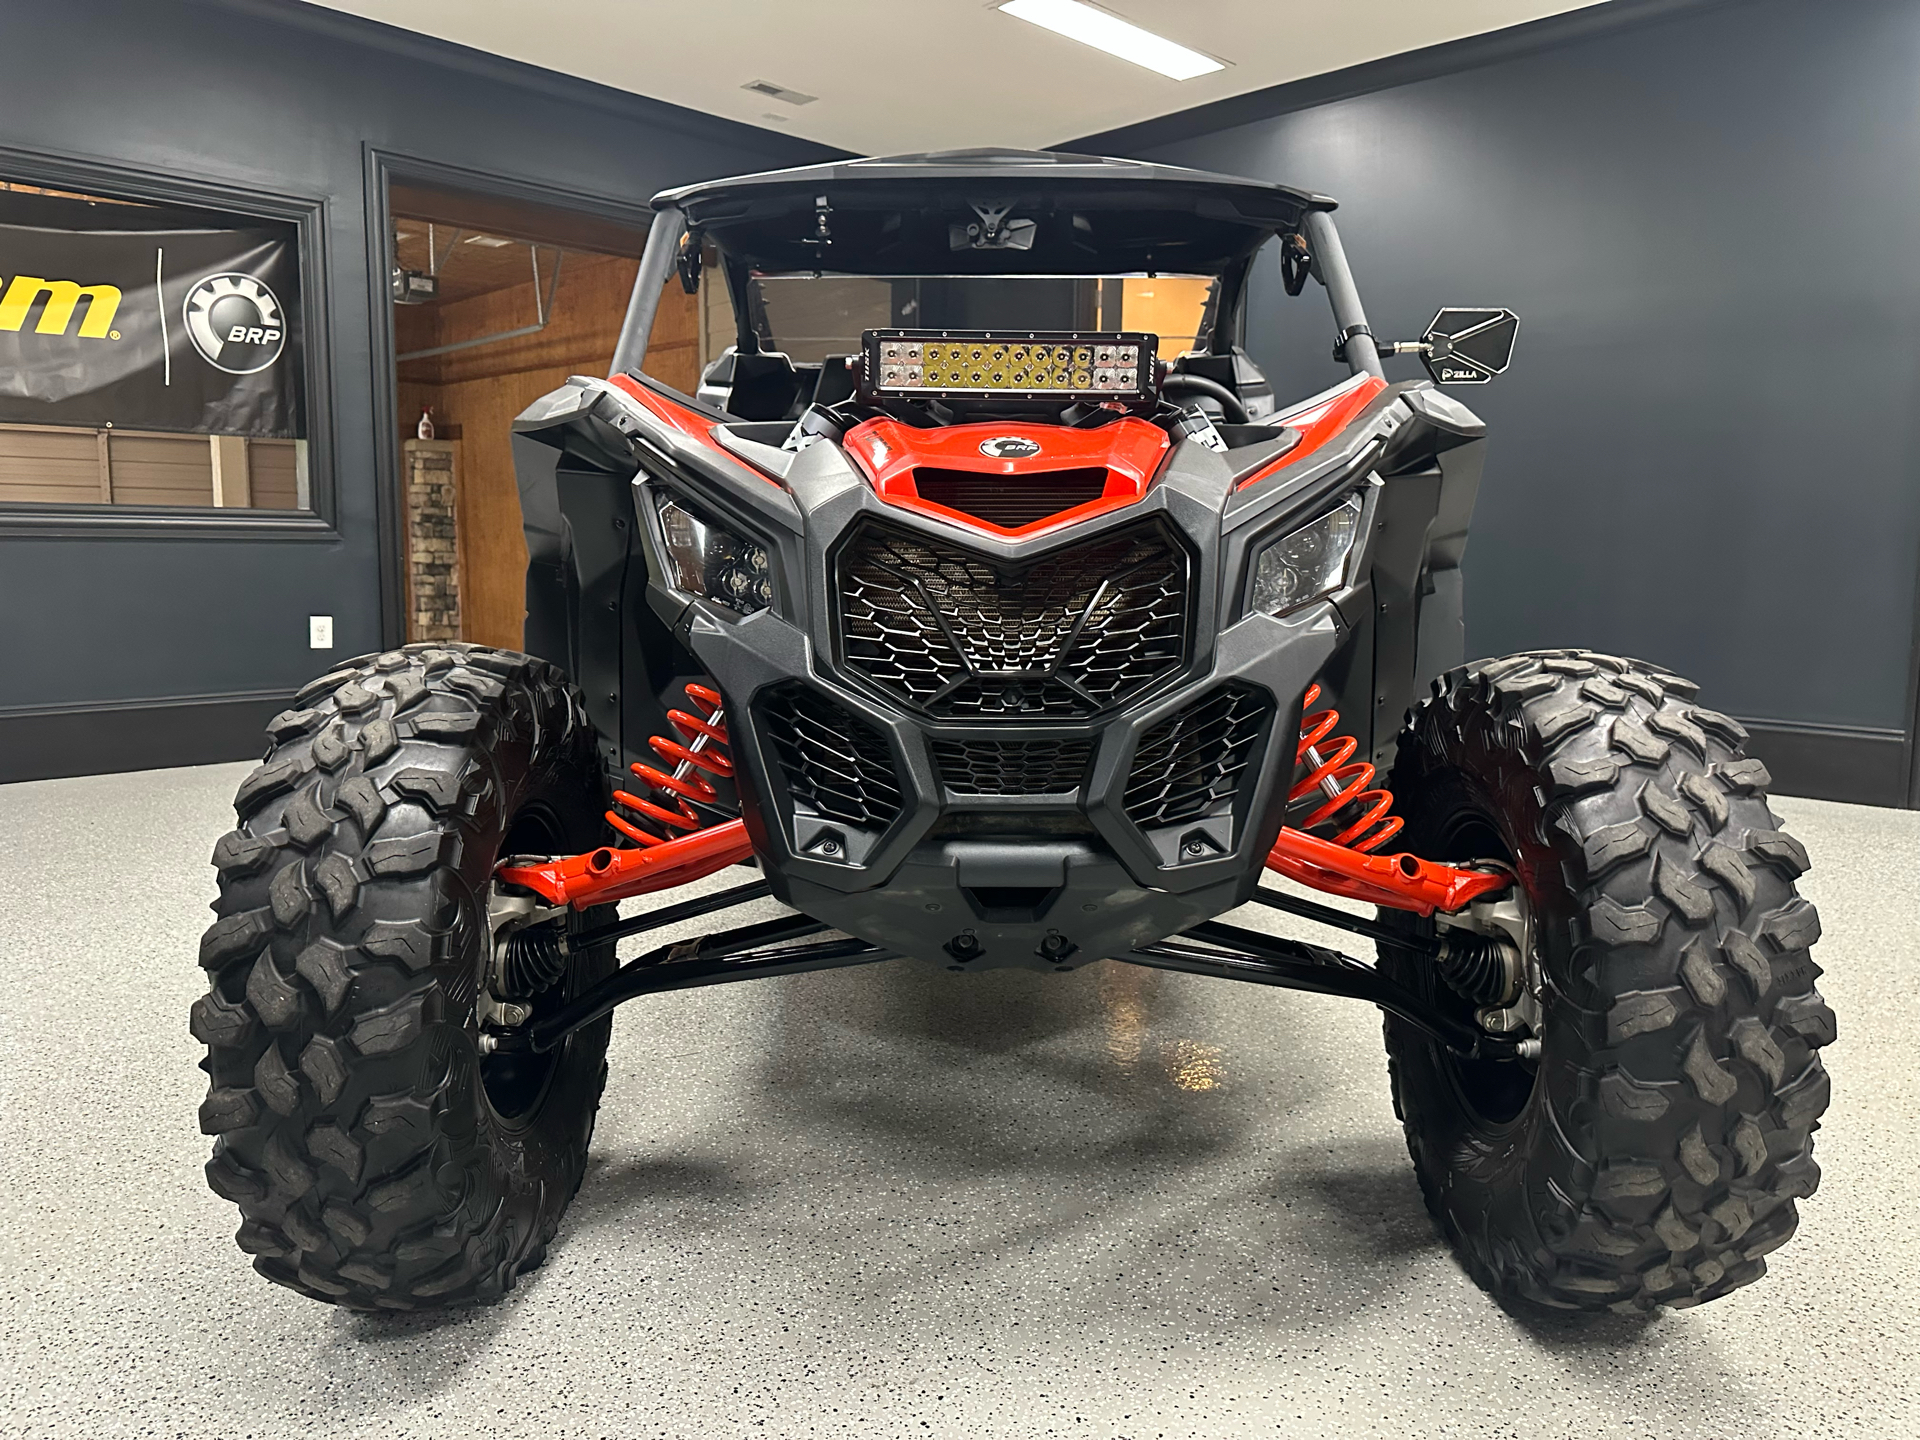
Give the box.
[979,435,1040,459]
[184,273,286,375]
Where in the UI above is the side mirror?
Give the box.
[1417,308,1519,385]
[676,232,703,295]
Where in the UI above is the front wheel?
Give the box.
[194,643,616,1308]
[1380,650,1833,1312]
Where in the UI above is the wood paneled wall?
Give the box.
[0,426,103,504]
[0,425,300,508]
[249,440,301,508]
[394,250,698,648]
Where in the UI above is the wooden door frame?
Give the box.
[362,146,656,650]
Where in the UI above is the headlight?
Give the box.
[656,497,773,616]
[1249,493,1363,615]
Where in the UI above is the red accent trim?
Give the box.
[1236,374,1389,490]
[496,818,756,909]
[606,373,783,485]
[842,416,1170,537]
[1266,826,1510,916]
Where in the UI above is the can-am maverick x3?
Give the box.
[196,149,1832,1316]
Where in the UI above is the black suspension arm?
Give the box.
[494,915,892,1055]
[499,880,775,998]
[1123,920,1519,1060]
[570,879,772,951]
[1242,887,1438,954]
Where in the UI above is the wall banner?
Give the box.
[0,190,304,438]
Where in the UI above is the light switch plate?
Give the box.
[309,615,334,649]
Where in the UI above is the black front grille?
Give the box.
[912,467,1109,529]
[837,520,1188,720]
[933,737,1095,795]
[1124,686,1270,830]
[762,685,904,829]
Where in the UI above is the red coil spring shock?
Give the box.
[607,683,734,847]
[1289,683,1403,853]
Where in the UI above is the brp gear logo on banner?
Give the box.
[183,273,286,375]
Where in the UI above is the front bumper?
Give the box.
[664,438,1357,971]
[717,609,1337,971]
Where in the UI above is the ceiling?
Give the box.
[390,226,560,305]
[306,0,1609,155]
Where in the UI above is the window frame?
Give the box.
[0,144,335,539]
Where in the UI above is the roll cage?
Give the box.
[609,148,1387,388]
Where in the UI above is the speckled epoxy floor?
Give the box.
[0,761,1914,1439]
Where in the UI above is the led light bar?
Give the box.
[862,329,1158,404]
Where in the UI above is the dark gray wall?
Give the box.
[1078,0,1920,804]
[0,0,834,778]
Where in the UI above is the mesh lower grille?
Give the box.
[762,685,904,829]
[837,520,1188,720]
[912,467,1109,529]
[1123,686,1270,830]
[932,737,1095,795]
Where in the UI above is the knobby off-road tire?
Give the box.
[194,644,617,1308]
[1380,650,1834,1312]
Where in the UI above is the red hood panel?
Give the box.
[842,416,1171,537]
[607,372,788,485]
[1236,374,1387,490]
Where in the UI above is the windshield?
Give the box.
[703,272,1220,367]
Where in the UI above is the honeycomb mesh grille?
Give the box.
[932,737,1095,795]
[1123,686,1270,830]
[762,685,904,829]
[836,520,1188,720]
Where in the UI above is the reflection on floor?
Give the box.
[0,762,1912,1439]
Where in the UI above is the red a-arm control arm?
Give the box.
[496,819,755,908]
[499,818,1504,917]
[1266,826,1509,916]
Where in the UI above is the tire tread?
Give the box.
[193,642,611,1309]
[1382,648,1832,1312]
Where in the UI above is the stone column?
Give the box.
[402,438,462,642]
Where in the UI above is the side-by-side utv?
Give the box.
[196,150,1832,1315]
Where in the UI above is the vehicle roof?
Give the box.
[652,149,1334,278]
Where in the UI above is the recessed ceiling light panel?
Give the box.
[998,0,1225,80]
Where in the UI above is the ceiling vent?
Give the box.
[742,79,817,106]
